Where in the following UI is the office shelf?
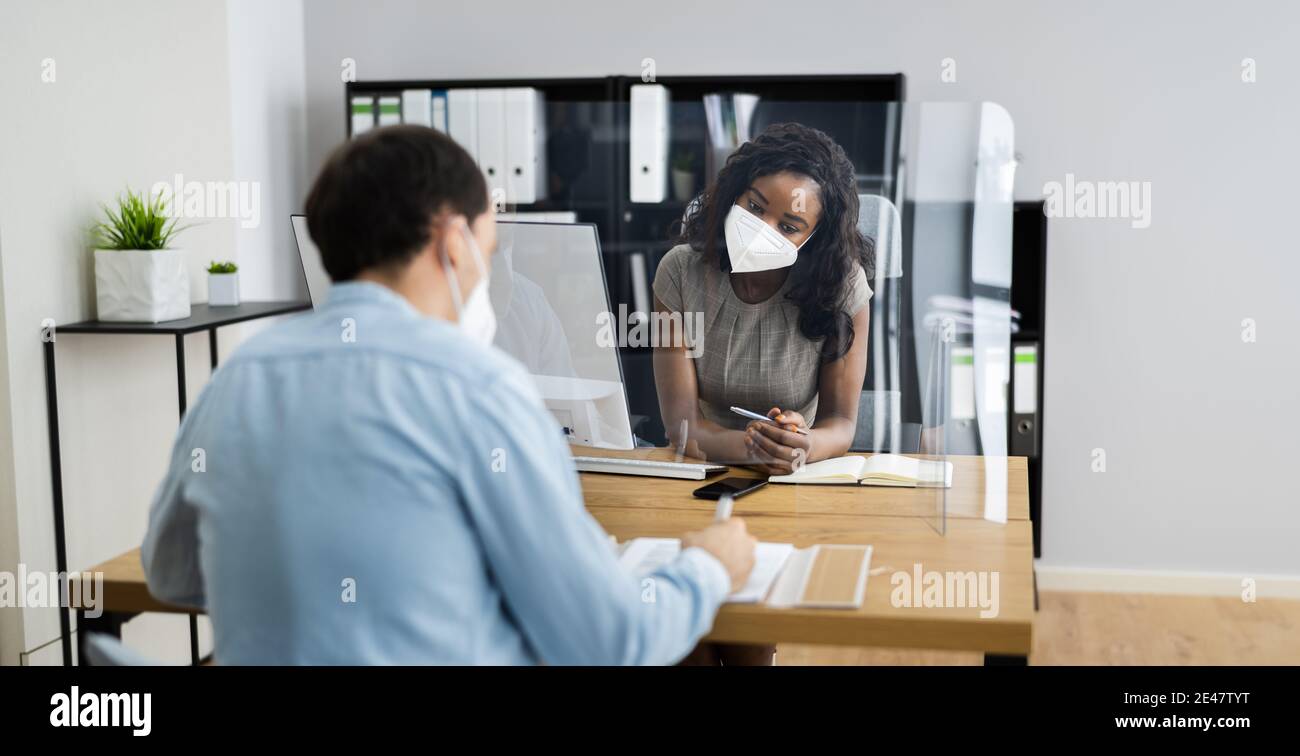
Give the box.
[42,300,311,666]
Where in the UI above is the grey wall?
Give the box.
[301,0,1300,577]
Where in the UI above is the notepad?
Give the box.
[768,453,953,488]
[619,538,794,603]
[766,544,872,609]
[618,538,872,609]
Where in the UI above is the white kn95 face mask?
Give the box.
[443,221,497,346]
[723,203,816,273]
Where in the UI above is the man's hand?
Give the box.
[682,518,757,593]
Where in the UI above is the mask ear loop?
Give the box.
[458,221,488,277]
[793,226,818,252]
[441,223,467,317]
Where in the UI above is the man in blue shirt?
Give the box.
[142,126,755,664]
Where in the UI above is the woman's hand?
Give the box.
[744,408,813,475]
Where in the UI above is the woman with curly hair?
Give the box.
[653,122,874,477]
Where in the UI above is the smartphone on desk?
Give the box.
[693,477,767,500]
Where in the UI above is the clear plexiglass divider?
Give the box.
[477,100,1014,534]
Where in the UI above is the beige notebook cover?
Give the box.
[765,544,872,609]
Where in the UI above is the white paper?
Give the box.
[619,538,794,604]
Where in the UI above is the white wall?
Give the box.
[0,231,22,663]
[301,0,1300,579]
[0,0,308,664]
[1,2,1291,666]
[227,0,310,303]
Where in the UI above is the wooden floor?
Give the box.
[777,592,1300,665]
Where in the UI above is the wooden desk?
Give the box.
[575,445,1030,522]
[74,549,193,616]
[82,450,1033,663]
[589,508,1033,654]
[72,548,197,666]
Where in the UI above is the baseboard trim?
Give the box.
[1034,563,1300,599]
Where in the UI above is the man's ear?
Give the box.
[436,213,470,271]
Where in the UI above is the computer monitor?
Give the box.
[291,214,331,307]
[493,221,635,450]
[291,214,635,450]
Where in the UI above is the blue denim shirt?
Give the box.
[142,281,728,664]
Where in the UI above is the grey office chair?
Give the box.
[850,195,912,452]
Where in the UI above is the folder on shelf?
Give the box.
[1011,342,1039,457]
[447,89,479,161]
[950,346,975,421]
[504,87,546,204]
[377,95,401,127]
[350,96,375,137]
[629,84,670,203]
[431,90,448,132]
[702,92,760,178]
[401,89,432,127]
[476,88,507,201]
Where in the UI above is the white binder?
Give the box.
[950,347,975,421]
[1010,342,1039,457]
[447,89,479,160]
[476,89,507,200]
[350,96,375,137]
[377,96,401,127]
[629,84,670,203]
[504,87,546,204]
[401,89,432,127]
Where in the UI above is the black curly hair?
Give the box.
[675,122,873,361]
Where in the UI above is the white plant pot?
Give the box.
[672,168,695,202]
[208,272,240,307]
[94,248,191,323]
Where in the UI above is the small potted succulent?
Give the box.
[207,261,240,307]
[671,149,696,202]
[92,189,190,322]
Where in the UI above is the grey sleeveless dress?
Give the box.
[652,244,872,431]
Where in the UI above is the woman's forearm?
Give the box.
[807,415,856,462]
[665,413,750,465]
[695,422,752,465]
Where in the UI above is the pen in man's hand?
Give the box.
[714,493,734,523]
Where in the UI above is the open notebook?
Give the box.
[618,538,872,608]
[769,453,953,487]
[619,538,794,603]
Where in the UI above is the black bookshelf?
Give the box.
[340,77,1049,554]
[344,74,904,262]
[346,74,905,443]
[1010,201,1049,557]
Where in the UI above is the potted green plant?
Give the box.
[671,150,696,202]
[91,189,190,322]
[207,261,240,307]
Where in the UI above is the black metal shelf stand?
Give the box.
[42,301,310,665]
